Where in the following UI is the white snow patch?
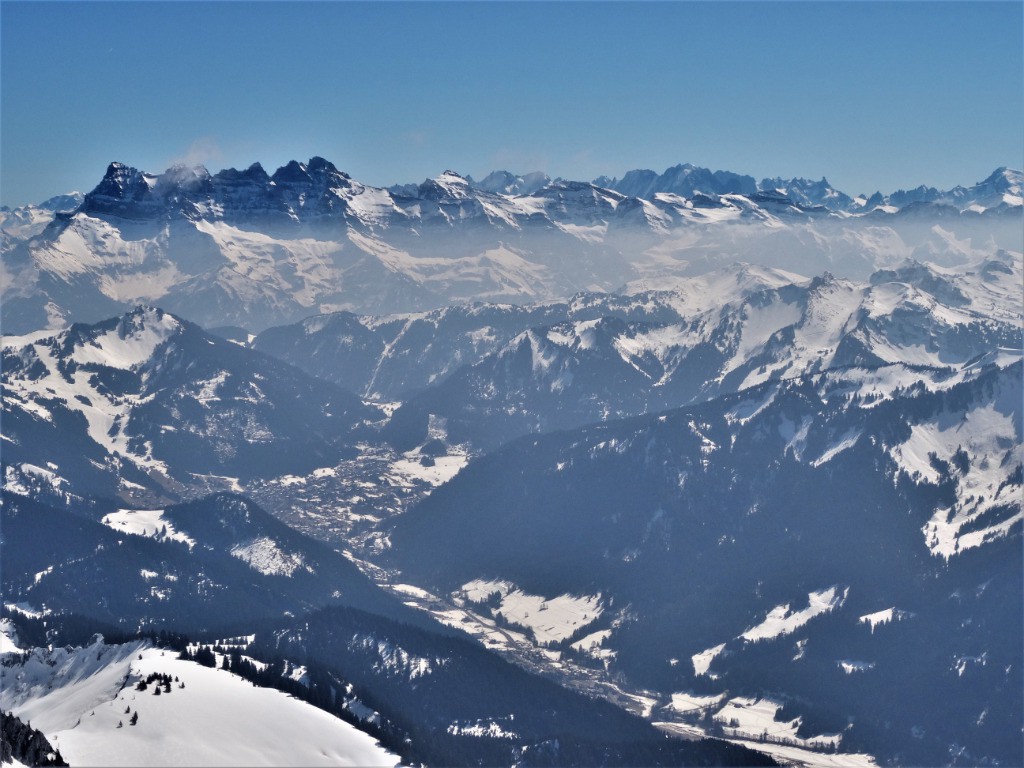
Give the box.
[101,509,195,548]
[569,629,616,661]
[349,635,440,680]
[0,619,22,654]
[741,587,847,642]
[389,583,435,600]
[457,579,602,645]
[230,537,307,577]
[692,643,726,677]
[858,608,911,632]
[446,719,518,739]
[4,603,47,620]
[669,691,726,714]
[4,463,68,495]
[389,449,468,487]
[714,695,843,750]
[811,430,862,467]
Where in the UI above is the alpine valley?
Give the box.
[1,158,1021,768]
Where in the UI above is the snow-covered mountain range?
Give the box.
[1,159,1020,768]
[381,256,1021,450]
[2,159,1020,334]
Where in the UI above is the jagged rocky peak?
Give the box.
[758,175,853,210]
[271,159,313,185]
[81,161,214,217]
[89,161,155,201]
[605,163,757,199]
[307,155,339,173]
[214,162,271,184]
[471,169,551,196]
[156,163,214,196]
[269,157,351,187]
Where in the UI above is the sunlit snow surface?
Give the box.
[457,579,603,644]
[691,587,848,678]
[1,642,397,767]
[101,509,195,548]
[349,635,441,680]
[0,619,22,654]
[668,691,725,714]
[691,644,726,677]
[388,450,469,487]
[70,314,181,369]
[740,587,848,642]
[714,696,842,750]
[858,607,912,633]
[889,376,1022,558]
[230,536,308,577]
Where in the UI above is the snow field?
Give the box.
[0,619,22,654]
[350,634,440,680]
[693,587,847,678]
[691,644,726,677]
[569,628,615,660]
[714,696,842,750]
[101,509,195,547]
[890,395,1022,558]
[668,691,725,715]
[70,312,181,370]
[3,642,398,767]
[740,586,848,642]
[0,639,150,734]
[388,450,469,488]
[457,579,603,645]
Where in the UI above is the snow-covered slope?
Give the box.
[0,193,83,240]
[250,264,785,400]
[383,256,1022,451]
[0,639,398,767]
[1,306,380,501]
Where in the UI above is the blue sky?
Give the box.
[2,1,1021,206]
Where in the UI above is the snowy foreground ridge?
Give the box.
[0,640,398,767]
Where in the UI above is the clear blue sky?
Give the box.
[2,1,1021,206]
